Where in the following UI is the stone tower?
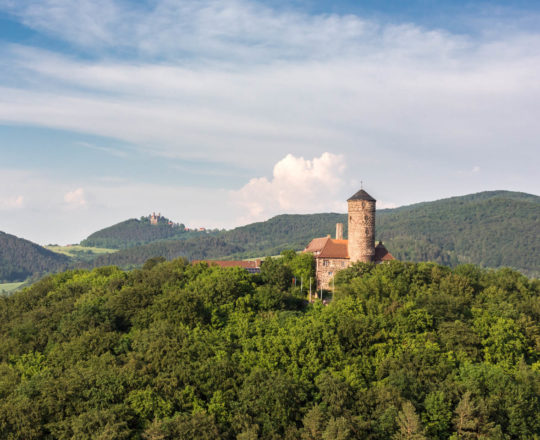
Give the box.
[347,189,376,263]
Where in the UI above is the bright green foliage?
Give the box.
[260,256,294,291]
[394,401,426,440]
[0,259,538,439]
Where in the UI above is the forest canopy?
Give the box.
[0,257,538,439]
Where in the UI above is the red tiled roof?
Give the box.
[193,260,260,268]
[305,237,395,262]
[374,243,395,262]
[318,239,349,259]
[304,236,330,253]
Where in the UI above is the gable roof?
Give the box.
[305,236,349,259]
[305,237,395,263]
[304,236,330,254]
[374,242,395,262]
[318,239,349,259]
[347,189,376,202]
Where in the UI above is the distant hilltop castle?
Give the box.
[304,189,394,289]
[148,212,175,226]
[147,212,207,231]
[149,212,162,225]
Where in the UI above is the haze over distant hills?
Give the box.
[85,191,540,277]
[1,190,538,283]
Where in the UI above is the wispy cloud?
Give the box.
[0,195,24,210]
[0,1,538,170]
[0,0,538,244]
[63,188,87,208]
[75,141,128,158]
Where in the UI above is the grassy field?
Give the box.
[0,282,25,295]
[45,245,117,262]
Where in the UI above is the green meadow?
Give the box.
[0,281,25,295]
[45,244,117,262]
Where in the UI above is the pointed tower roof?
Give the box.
[347,189,376,202]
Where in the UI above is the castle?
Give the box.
[149,212,162,225]
[304,189,394,289]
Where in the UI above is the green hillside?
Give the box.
[87,191,539,276]
[0,259,538,438]
[377,191,540,277]
[87,236,244,269]
[81,216,197,249]
[0,232,70,282]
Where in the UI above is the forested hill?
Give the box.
[0,231,70,282]
[87,191,539,276]
[0,259,538,438]
[377,190,540,276]
[81,216,195,249]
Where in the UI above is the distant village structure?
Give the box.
[304,189,394,289]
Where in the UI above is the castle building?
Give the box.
[304,189,394,289]
[150,212,162,225]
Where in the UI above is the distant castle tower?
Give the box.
[150,212,161,225]
[347,189,376,263]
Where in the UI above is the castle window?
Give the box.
[328,271,333,276]
[323,260,329,266]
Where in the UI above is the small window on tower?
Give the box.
[323,260,329,266]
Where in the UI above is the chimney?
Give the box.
[336,223,343,240]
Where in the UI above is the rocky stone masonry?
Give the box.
[316,257,350,289]
[347,199,376,263]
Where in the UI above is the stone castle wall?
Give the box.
[347,199,376,263]
[316,258,350,289]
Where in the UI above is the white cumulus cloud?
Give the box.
[232,152,347,223]
[64,188,87,208]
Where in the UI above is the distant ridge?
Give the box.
[85,190,540,277]
[0,231,70,282]
[81,216,189,249]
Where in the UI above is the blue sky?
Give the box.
[0,0,539,244]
